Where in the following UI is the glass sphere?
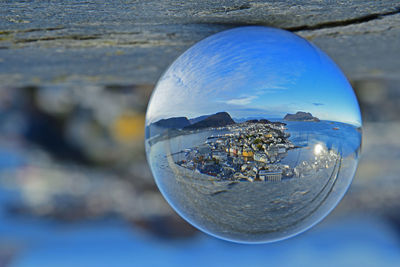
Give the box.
[145,26,362,243]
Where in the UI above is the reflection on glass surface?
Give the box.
[145,26,362,243]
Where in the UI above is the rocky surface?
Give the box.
[1,1,399,87]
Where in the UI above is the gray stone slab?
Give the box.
[1,1,400,87]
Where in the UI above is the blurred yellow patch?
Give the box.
[112,112,145,142]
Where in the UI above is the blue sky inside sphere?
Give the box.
[147,26,361,127]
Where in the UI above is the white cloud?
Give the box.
[146,28,307,124]
[225,96,257,105]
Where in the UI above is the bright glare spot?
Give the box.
[314,143,324,155]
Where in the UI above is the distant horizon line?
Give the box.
[147,110,362,128]
[150,110,315,122]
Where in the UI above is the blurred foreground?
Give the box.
[0,80,400,266]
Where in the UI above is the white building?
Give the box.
[259,170,282,182]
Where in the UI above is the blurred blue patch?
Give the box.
[7,216,400,267]
[0,148,24,170]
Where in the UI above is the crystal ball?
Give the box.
[145,26,362,243]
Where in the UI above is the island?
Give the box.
[284,111,320,122]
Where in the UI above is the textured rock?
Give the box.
[0,1,399,87]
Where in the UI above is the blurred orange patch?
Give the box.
[112,112,145,142]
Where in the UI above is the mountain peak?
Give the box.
[284,111,320,122]
[184,112,235,130]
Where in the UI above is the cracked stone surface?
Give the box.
[0,0,399,87]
